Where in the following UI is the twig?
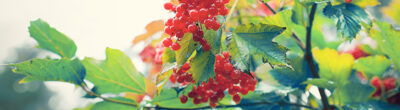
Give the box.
[260,0,305,51]
[151,101,317,110]
[304,3,331,110]
[80,84,138,106]
[80,84,316,109]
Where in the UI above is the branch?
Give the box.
[80,84,316,109]
[80,84,138,107]
[260,0,305,51]
[304,3,331,110]
[151,101,317,110]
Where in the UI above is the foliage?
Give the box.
[8,0,400,109]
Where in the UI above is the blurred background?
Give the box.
[0,0,168,110]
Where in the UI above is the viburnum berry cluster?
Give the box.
[370,76,397,97]
[162,0,230,51]
[178,52,257,108]
[170,62,194,85]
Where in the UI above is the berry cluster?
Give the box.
[162,0,230,51]
[370,76,397,97]
[170,62,194,85]
[179,52,257,108]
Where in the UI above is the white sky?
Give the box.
[0,0,169,109]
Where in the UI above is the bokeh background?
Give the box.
[0,0,168,110]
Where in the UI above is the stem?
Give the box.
[304,3,330,110]
[80,84,138,106]
[80,84,316,109]
[151,101,317,110]
[260,0,305,51]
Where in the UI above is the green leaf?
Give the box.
[343,101,400,110]
[28,19,77,58]
[323,3,371,39]
[269,56,311,87]
[204,27,222,55]
[175,33,198,66]
[90,97,136,110]
[188,50,215,84]
[354,55,391,78]
[302,78,336,91]
[370,21,400,71]
[162,48,176,63]
[333,83,374,105]
[156,62,176,94]
[229,23,287,73]
[153,89,207,109]
[82,48,146,94]
[11,58,85,84]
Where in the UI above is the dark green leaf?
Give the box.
[28,19,77,58]
[323,3,371,39]
[11,58,85,84]
[188,50,215,84]
[343,101,400,110]
[269,57,311,87]
[229,23,287,73]
[82,48,146,94]
[333,83,374,104]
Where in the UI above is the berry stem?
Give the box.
[304,3,331,110]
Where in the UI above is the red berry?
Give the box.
[209,102,217,108]
[180,95,188,104]
[188,24,198,32]
[193,98,201,105]
[383,77,396,91]
[203,44,211,51]
[233,94,241,104]
[162,38,173,47]
[164,2,174,10]
[371,76,382,97]
[345,0,352,3]
[188,90,197,98]
[171,42,181,50]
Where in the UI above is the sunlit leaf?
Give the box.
[29,19,77,58]
[312,48,355,86]
[11,58,85,84]
[370,21,400,70]
[175,33,198,66]
[354,55,391,79]
[303,78,336,91]
[82,48,146,94]
[269,56,311,88]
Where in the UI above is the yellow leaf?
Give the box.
[353,0,380,8]
[132,20,165,44]
[312,48,355,86]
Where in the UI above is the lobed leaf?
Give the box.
[11,58,85,84]
[229,23,287,73]
[82,48,146,94]
[29,19,77,58]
